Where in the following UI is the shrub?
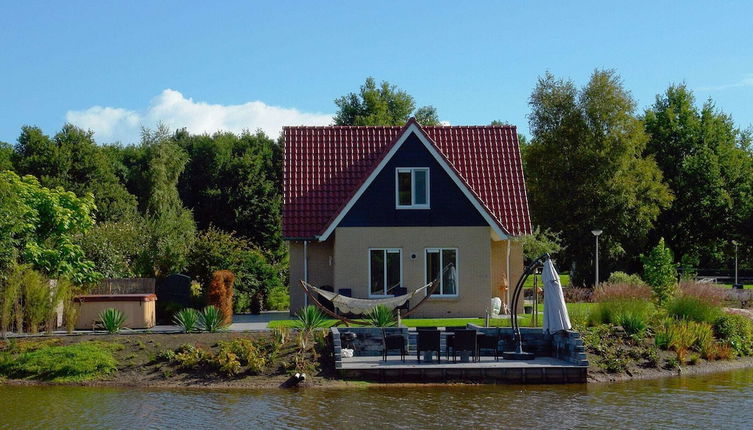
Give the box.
[655,319,715,363]
[199,306,228,333]
[677,281,725,307]
[233,292,252,314]
[607,272,646,287]
[208,270,234,326]
[267,285,290,311]
[667,296,722,323]
[99,308,126,334]
[365,305,397,327]
[713,313,753,356]
[616,312,647,336]
[641,238,677,306]
[0,265,23,336]
[293,305,329,332]
[173,308,200,333]
[217,338,266,375]
[22,269,51,334]
[172,344,212,370]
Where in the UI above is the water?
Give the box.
[1,368,752,429]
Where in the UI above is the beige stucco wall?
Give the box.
[333,226,492,318]
[288,238,335,314]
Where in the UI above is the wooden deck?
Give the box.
[339,355,587,383]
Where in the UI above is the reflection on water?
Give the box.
[1,368,752,429]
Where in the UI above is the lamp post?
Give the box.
[591,229,603,287]
[733,240,739,286]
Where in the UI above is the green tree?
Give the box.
[334,77,440,126]
[140,126,196,277]
[75,217,151,278]
[525,70,673,285]
[641,238,677,305]
[0,142,12,171]
[0,171,99,284]
[643,84,753,267]
[13,125,137,222]
[176,129,284,260]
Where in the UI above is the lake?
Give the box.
[1,368,752,429]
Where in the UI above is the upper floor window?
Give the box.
[396,168,429,209]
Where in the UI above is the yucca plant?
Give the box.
[293,305,328,332]
[99,308,126,334]
[173,308,200,333]
[199,306,228,333]
[365,305,397,327]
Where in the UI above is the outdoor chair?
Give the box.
[416,329,441,362]
[452,329,479,363]
[382,329,406,362]
[477,328,501,361]
[444,326,466,359]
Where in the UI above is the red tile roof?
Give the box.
[283,119,531,239]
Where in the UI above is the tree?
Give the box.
[0,171,99,284]
[13,124,137,222]
[0,142,12,171]
[525,70,673,285]
[643,85,753,267]
[641,238,677,305]
[334,77,440,126]
[75,217,151,278]
[140,126,196,277]
[176,129,284,260]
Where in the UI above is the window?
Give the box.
[369,248,402,296]
[425,248,458,296]
[396,168,429,209]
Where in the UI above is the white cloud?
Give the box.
[65,89,333,144]
[698,75,753,92]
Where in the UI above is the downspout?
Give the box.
[506,239,512,310]
[303,240,309,307]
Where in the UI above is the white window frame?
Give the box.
[395,167,430,209]
[368,248,403,297]
[424,247,459,297]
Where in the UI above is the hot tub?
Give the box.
[74,294,157,330]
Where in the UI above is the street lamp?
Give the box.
[733,240,739,287]
[591,229,603,287]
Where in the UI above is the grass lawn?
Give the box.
[267,303,593,329]
[524,273,570,288]
[722,283,753,289]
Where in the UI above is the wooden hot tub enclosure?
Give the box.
[74,294,157,330]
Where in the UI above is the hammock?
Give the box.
[302,281,434,315]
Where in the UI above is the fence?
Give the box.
[91,278,156,295]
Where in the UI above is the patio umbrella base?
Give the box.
[502,351,535,360]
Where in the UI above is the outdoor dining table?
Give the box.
[441,330,484,363]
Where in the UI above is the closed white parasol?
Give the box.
[542,258,572,334]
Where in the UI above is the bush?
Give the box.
[233,292,252,314]
[199,306,228,333]
[172,344,212,370]
[99,308,126,334]
[0,265,23,336]
[713,313,753,356]
[208,270,234,325]
[173,308,200,333]
[654,319,715,363]
[22,269,51,334]
[607,272,646,287]
[0,342,120,382]
[217,338,266,375]
[266,285,290,311]
[365,305,397,327]
[294,305,329,332]
[641,238,677,306]
[667,296,722,323]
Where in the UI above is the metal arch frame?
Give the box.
[504,253,550,360]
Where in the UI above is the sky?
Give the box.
[1,1,752,145]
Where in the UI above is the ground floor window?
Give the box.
[425,248,458,296]
[369,248,402,296]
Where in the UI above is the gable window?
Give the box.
[369,248,402,296]
[425,248,458,296]
[396,168,429,209]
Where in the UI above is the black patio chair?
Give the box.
[416,329,441,363]
[382,329,406,362]
[452,329,478,363]
[444,326,466,359]
[477,328,501,361]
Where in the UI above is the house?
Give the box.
[283,118,531,318]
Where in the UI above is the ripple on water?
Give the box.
[1,368,752,430]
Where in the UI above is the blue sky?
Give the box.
[1,1,752,145]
